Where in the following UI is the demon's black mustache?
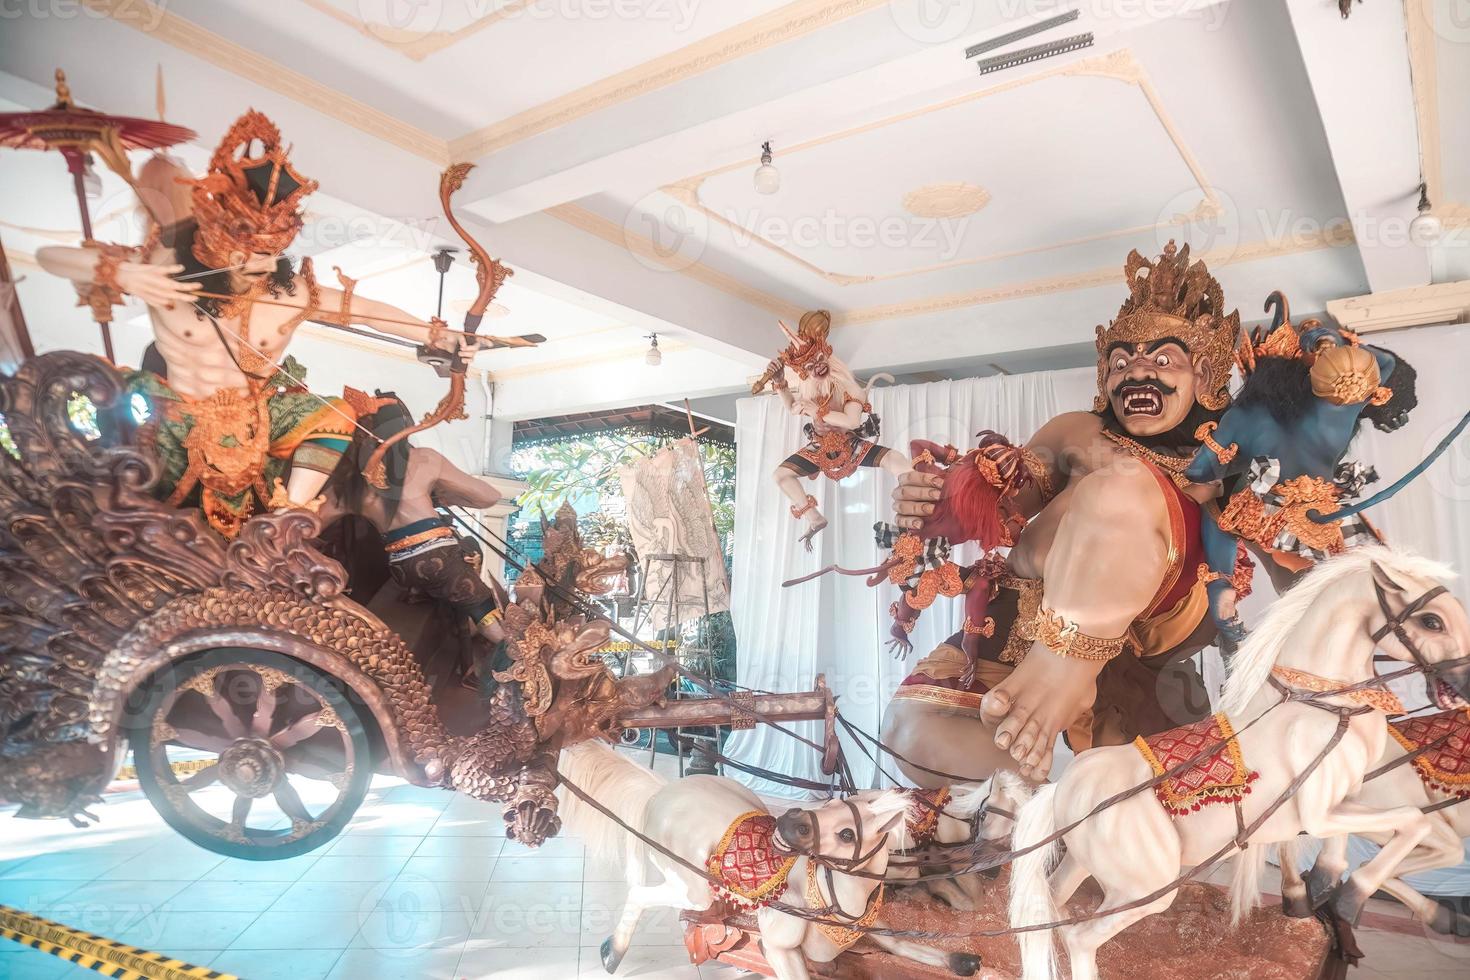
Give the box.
[1111,378,1177,399]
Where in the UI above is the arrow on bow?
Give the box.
[362,162,526,488]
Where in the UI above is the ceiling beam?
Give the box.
[1281,0,1431,294]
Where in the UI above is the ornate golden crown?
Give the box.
[1092,241,1241,412]
[190,110,318,271]
[781,309,834,379]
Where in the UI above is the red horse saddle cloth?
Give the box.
[706,811,796,910]
[1134,713,1259,816]
[1389,709,1470,800]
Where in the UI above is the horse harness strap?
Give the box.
[1371,579,1447,668]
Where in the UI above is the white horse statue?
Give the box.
[884,779,1023,911]
[557,740,980,979]
[1278,704,1470,937]
[1009,546,1470,980]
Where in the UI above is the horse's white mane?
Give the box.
[1220,545,1454,715]
[945,781,991,818]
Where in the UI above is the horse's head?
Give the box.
[1370,559,1470,710]
[774,790,909,869]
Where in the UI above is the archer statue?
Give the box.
[36,110,536,538]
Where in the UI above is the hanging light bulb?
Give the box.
[753,141,780,195]
[1409,182,1441,247]
[645,333,662,366]
[81,158,102,200]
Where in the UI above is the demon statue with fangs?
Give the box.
[883,242,1239,785]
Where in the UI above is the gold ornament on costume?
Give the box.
[1034,606,1128,661]
[1093,241,1241,412]
[190,110,318,272]
[1194,421,1238,466]
[1310,343,1383,406]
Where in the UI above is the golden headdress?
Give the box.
[781,309,834,379]
[1092,241,1241,412]
[189,110,318,271]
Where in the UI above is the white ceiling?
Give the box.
[1,0,1464,420]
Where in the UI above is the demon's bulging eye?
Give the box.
[1112,356,1128,372]
[1155,353,1170,367]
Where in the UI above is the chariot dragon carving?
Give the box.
[0,351,676,851]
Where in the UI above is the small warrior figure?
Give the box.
[323,394,508,641]
[753,310,910,549]
[37,110,478,537]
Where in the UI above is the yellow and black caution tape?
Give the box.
[0,904,237,980]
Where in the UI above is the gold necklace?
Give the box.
[1101,429,1193,488]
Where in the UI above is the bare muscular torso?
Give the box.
[144,246,340,399]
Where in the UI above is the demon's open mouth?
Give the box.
[1117,383,1166,418]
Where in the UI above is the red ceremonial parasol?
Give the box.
[0,68,196,361]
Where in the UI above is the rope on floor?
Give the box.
[0,904,237,980]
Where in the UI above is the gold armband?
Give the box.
[1034,607,1127,661]
[962,616,994,637]
[82,240,137,319]
[1017,447,1055,501]
[477,607,503,630]
[1194,421,1238,466]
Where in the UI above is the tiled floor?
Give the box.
[2,758,1467,979]
[0,768,745,980]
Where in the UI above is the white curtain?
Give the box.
[724,322,1470,893]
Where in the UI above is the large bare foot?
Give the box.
[980,645,1103,780]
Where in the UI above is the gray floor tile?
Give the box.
[326,942,465,980]
[211,947,345,980]
[269,878,392,913]
[162,878,295,912]
[228,910,365,950]
[458,942,580,979]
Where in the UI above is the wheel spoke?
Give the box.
[271,711,327,750]
[169,727,234,754]
[203,687,248,740]
[231,794,253,830]
[273,778,315,824]
[179,764,220,791]
[250,677,280,739]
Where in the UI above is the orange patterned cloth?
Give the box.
[1389,710,1470,800]
[1135,713,1258,816]
[795,428,877,480]
[706,811,796,910]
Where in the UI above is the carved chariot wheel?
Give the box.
[128,649,374,860]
